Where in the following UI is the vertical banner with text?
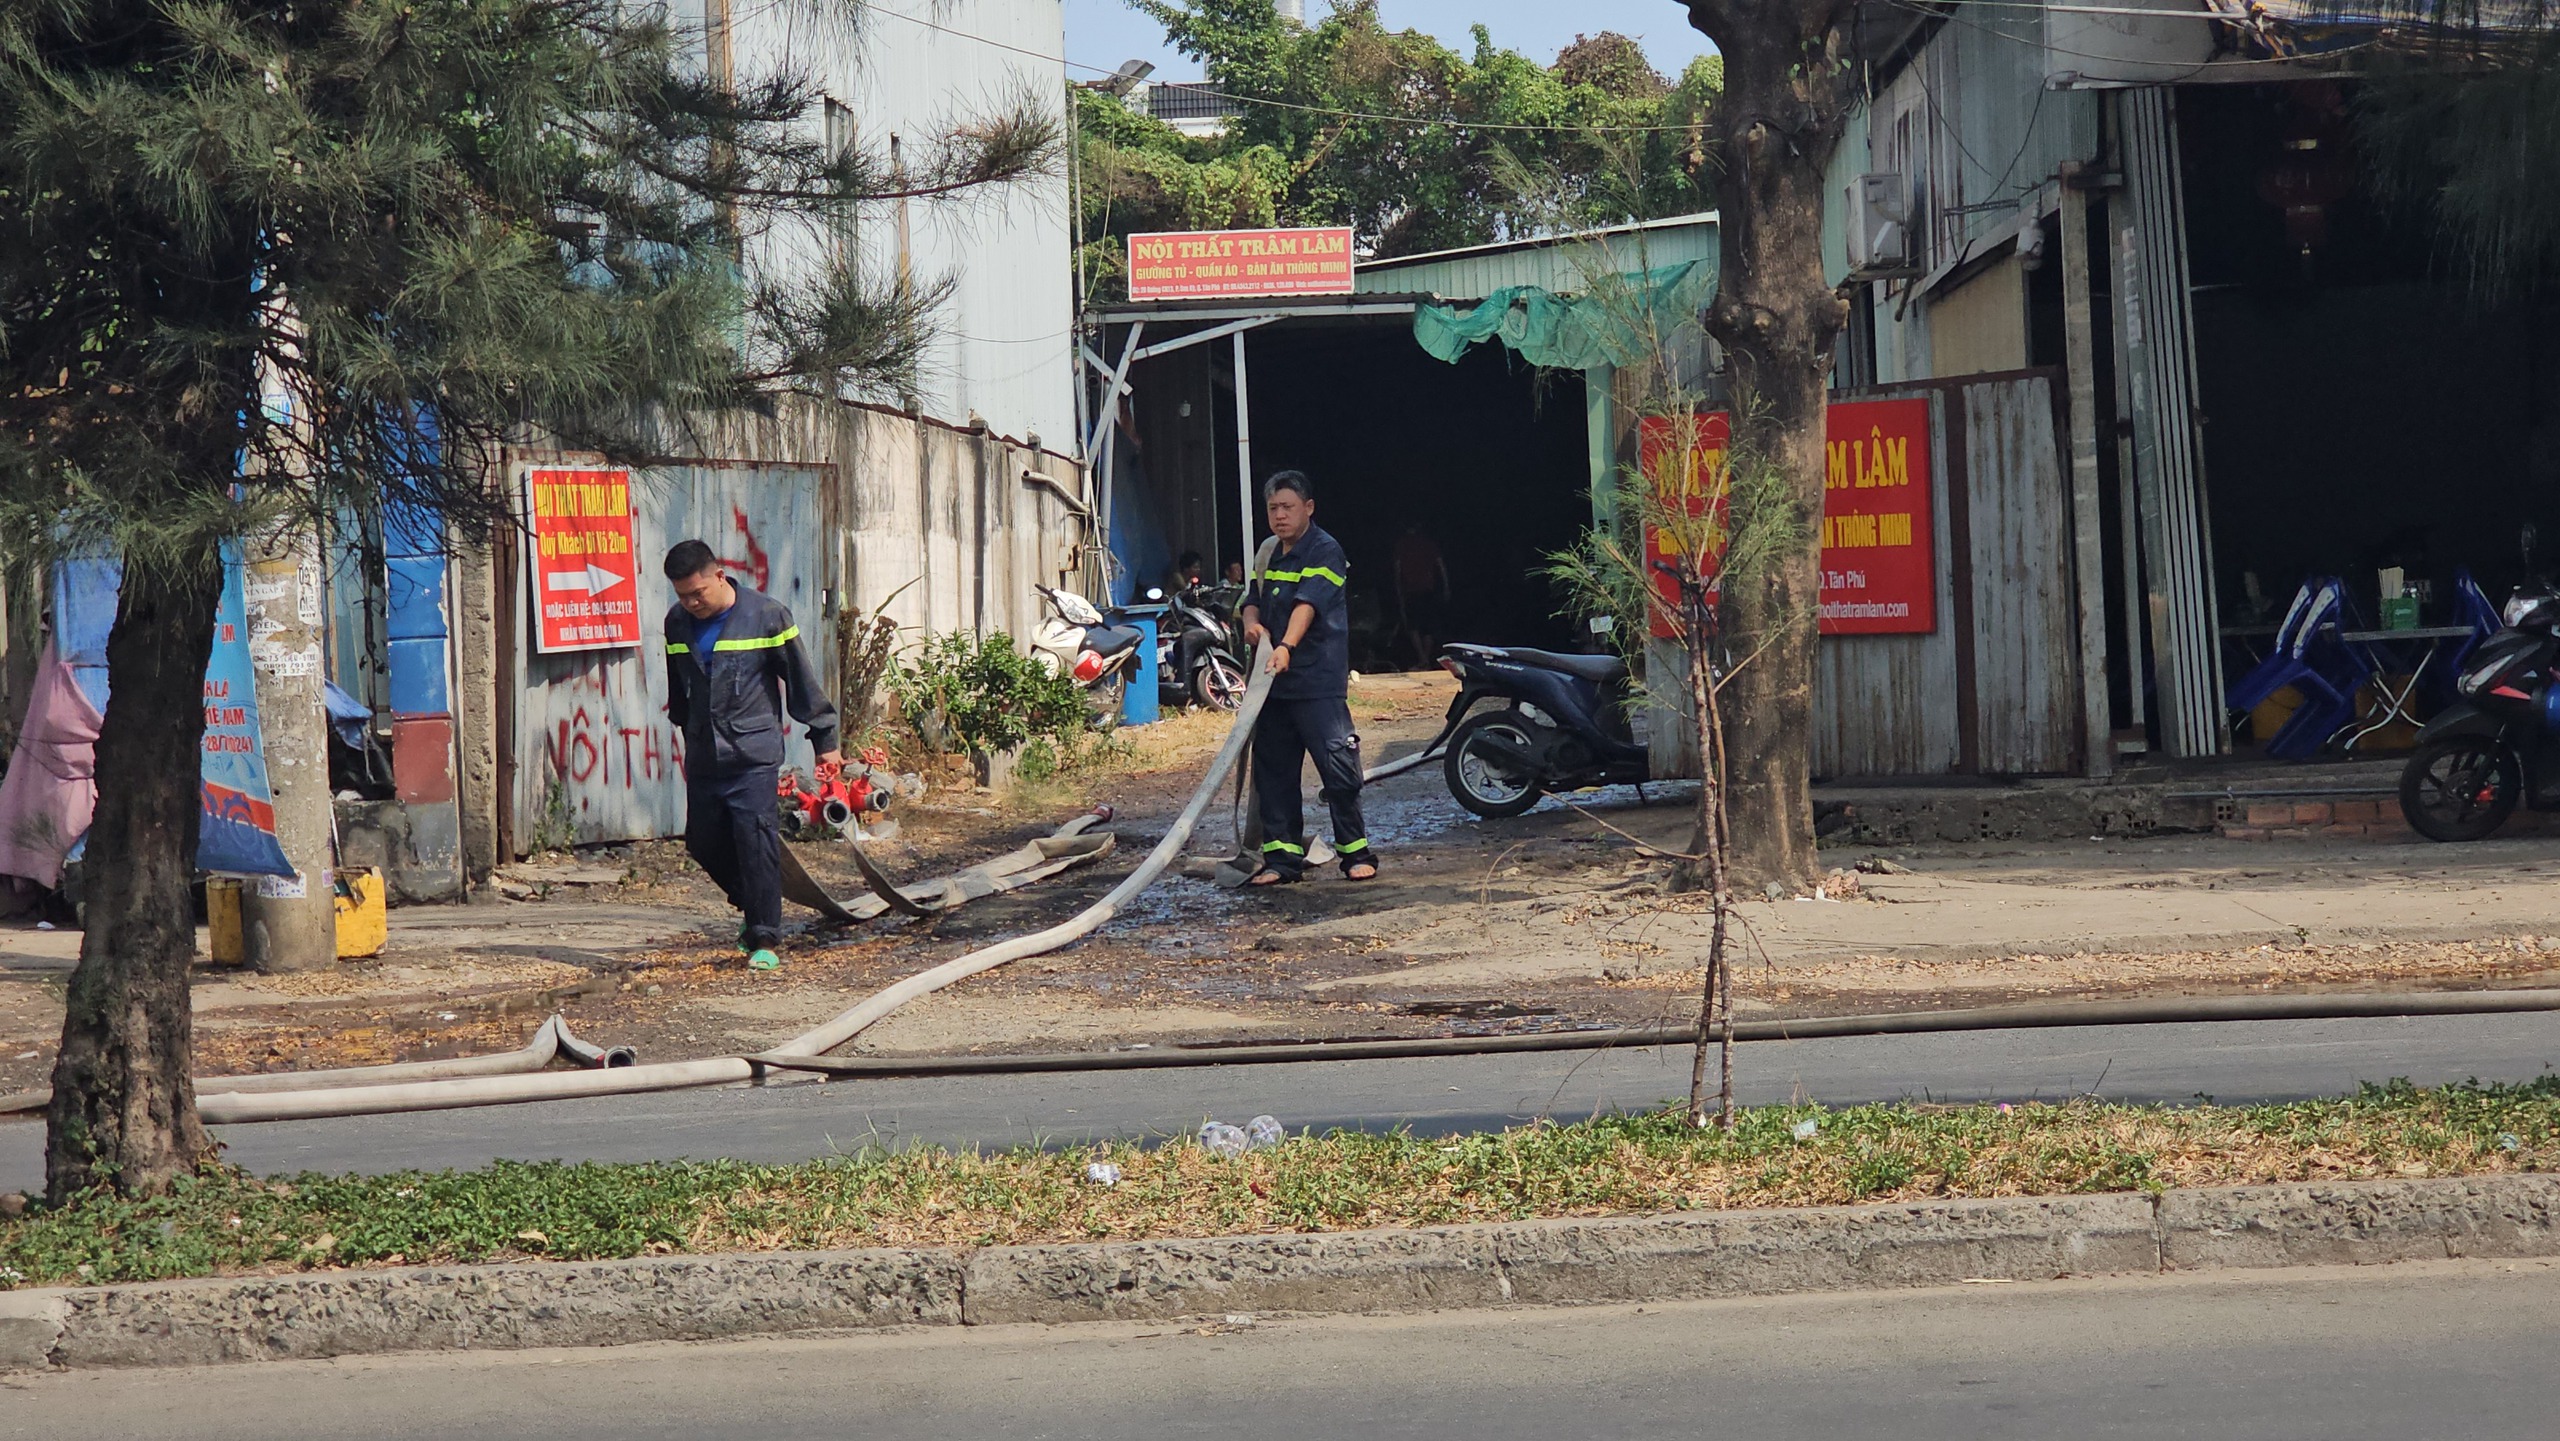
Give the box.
[199,545,296,877]
[1639,397,1937,638]
[525,466,641,653]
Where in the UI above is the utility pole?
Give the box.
[240,527,337,972]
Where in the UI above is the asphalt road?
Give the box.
[5,1011,2558,1189]
[10,1259,2557,1438]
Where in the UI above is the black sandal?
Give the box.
[1247,867,1299,886]
[1344,861,1378,882]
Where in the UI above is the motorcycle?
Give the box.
[1425,641,1650,818]
[1030,584,1147,726]
[1154,583,1248,711]
[2398,583,2560,841]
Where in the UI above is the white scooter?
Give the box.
[1030,584,1147,726]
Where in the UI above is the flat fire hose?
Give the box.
[777,814,1116,924]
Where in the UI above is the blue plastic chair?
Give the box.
[2227,578,2331,716]
[2423,568,2503,712]
[2226,577,2368,758]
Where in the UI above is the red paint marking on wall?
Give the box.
[716,505,771,593]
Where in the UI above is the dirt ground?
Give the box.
[12,669,2560,1094]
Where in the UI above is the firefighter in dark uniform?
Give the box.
[1240,471,1375,884]
[662,540,840,970]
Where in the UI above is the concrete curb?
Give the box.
[8,1173,2560,1370]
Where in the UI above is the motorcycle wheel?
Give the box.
[1444,710,1545,819]
[1191,651,1247,711]
[2398,735,2520,842]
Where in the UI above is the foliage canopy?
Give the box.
[1077,2,1719,301]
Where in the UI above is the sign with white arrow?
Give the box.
[524,467,642,653]
[544,562,628,597]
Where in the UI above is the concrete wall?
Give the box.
[490,395,1088,853]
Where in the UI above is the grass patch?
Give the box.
[5,1079,2555,1290]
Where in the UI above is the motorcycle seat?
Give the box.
[1494,647,1627,684]
[1084,623,1145,658]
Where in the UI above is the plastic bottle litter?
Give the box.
[1085,1161,1123,1187]
[1245,1115,1285,1150]
[2499,1133,2524,1153]
[1198,1122,1250,1159]
[1791,1119,1820,1141]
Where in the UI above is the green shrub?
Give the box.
[889,630,1087,756]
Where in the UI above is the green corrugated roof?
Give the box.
[1352,213,1719,303]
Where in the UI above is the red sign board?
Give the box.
[525,466,642,654]
[1640,398,1936,638]
[1125,227,1355,301]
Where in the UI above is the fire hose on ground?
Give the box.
[12,637,2560,1127]
[0,640,1291,1126]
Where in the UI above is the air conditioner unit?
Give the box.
[1846,173,1921,277]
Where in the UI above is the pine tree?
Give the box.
[0,0,1053,1201]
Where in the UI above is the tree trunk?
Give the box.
[46,552,224,1202]
[1686,2,1856,892]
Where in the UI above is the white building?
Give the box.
[730,0,1079,449]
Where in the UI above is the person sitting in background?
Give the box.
[1174,550,1207,592]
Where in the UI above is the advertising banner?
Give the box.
[1125,227,1356,301]
[525,466,642,653]
[199,547,295,877]
[1639,397,1937,639]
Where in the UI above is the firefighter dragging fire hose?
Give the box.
[663,539,840,970]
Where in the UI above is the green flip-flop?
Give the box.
[746,948,784,971]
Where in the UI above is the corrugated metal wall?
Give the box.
[1962,376,2080,773]
[502,397,1088,849]
[2115,86,2225,758]
[1812,372,2082,777]
[1845,14,2099,384]
[1354,215,1719,302]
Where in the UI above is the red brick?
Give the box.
[2325,823,2369,839]
[2292,802,2334,825]
[2332,800,2382,823]
[2244,803,2292,827]
[2222,826,2270,841]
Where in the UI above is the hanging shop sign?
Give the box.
[1639,397,1937,639]
[525,466,642,653]
[1124,227,1356,301]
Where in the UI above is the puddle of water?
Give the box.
[1100,877,1239,933]
[1402,999,1557,1019]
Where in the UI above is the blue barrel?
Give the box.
[1121,615,1160,726]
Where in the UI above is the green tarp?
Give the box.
[1410,259,1718,371]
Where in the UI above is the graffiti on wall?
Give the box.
[511,462,827,845]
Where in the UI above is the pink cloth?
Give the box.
[0,642,102,889]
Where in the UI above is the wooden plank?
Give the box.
[2059,170,2112,777]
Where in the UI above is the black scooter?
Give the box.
[1425,642,1650,818]
[2398,583,2560,841]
